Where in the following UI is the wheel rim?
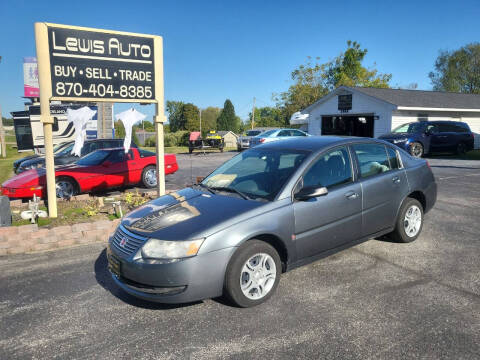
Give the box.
[403,205,422,237]
[240,253,277,300]
[56,180,74,198]
[410,143,423,157]
[145,168,157,187]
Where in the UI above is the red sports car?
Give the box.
[1,148,178,199]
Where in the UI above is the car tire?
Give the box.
[55,177,78,199]
[224,240,281,308]
[141,165,157,188]
[409,142,424,158]
[388,197,424,243]
[455,142,467,155]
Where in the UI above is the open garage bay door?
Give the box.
[322,115,374,137]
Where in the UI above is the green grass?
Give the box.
[427,149,480,161]
[0,145,34,184]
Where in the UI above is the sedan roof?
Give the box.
[255,136,382,152]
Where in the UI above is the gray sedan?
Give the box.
[107,136,436,307]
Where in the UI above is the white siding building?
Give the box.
[291,86,480,149]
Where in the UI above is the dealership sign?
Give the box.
[23,57,40,97]
[36,23,162,103]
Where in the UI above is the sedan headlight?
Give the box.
[141,238,205,259]
[393,138,408,144]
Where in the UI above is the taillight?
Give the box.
[259,138,265,143]
[426,160,431,169]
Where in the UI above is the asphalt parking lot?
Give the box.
[1,152,479,359]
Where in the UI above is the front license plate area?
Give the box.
[108,253,121,276]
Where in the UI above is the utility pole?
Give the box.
[0,56,5,157]
[199,108,202,135]
[0,103,5,158]
[251,97,256,130]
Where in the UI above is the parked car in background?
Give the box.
[249,128,309,147]
[13,141,74,174]
[237,129,272,151]
[1,148,178,199]
[14,138,139,174]
[106,137,436,307]
[378,121,474,157]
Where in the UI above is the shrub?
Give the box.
[143,131,190,147]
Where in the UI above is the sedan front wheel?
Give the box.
[224,240,281,307]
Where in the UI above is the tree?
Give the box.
[114,120,139,145]
[166,100,185,132]
[274,41,391,120]
[429,43,480,93]
[181,103,200,132]
[2,117,13,126]
[324,40,391,90]
[217,99,239,133]
[200,107,221,135]
[246,107,285,128]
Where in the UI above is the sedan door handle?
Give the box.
[392,176,401,184]
[345,191,359,199]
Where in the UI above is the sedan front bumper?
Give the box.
[107,244,237,303]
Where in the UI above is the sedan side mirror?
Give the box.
[294,186,328,201]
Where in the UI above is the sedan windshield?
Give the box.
[202,148,309,201]
[392,122,426,134]
[77,150,111,166]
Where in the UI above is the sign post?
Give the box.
[34,22,165,217]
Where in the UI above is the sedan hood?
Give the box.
[122,188,266,240]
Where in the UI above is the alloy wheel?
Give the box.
[410,143,423,157]
[404,205,422,237]
[240,253,277,300]
[145,168,157,187]
[56,180,74,198]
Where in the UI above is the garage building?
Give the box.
[291,86,480,149]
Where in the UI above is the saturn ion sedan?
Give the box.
[107,136,436,307]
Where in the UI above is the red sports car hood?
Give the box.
[2,168,46,188]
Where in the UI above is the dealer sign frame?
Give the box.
[35,22,166,217]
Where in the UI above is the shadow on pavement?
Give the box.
[94,248,202,310]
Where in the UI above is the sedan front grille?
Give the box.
[111,225,148,257]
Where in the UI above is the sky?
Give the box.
[1,0,479,123]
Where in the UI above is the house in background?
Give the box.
[291,86,480,148]
[217,131,239,148]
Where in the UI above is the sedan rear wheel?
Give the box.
[55,177,77,199]
[409,142,424,158]
[387,197,424,243]
[224,240,281,307]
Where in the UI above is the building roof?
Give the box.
[217,131,238,138]
[352,87,480,109]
